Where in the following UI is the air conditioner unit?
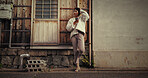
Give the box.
[0,4,12,19]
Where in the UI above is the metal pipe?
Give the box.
[89,0,92,66]
[19,54,30,69]
[9,4,13,48]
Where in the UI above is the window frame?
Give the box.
[31,0,60,45]
[35,0,58,20]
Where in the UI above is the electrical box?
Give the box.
[0,4,12,19]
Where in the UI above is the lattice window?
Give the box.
[35,0,58,19]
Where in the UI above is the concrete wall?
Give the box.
[93,0,148,67]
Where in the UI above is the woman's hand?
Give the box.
[73,19,79,25]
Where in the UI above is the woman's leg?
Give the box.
[71,35,78,64]
[77,33,85,60]
[75,33,85,72]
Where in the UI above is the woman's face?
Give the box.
[73,9,78,17]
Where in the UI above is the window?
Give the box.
[35,0,58,19]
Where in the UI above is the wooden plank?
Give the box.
[0,21,1,45]
[44,21,48,43]
[66,33,71,43]
[30,45,73,49]
[44,21,48,42]
[47,21,52,42]
[13,7,17,19]
[23,0,31,18]
[4,20,10,43]
[12,0,18,5]
[79,0,88,8]
[60,21,67,43]
[1,21,4,43]
[60,33,66,43]
[33,20,38,43]
[16,0,23,42]
[79,0,82,8]
[21,0,31,43]
[85,22,88,42]
[0,0,6,4]
[83,0,88,8]
[39,21,43,42]
[60,0,67,20]
[52,22,58,43]
[22,8,25,43]
[60,21,67,32]
[66,0,73,20]
[60,0,67,43]
[25,20,31,30]
[23,0,28,5]
[6,0,12,4]
[22,0,31,31]
[33,21,58,44]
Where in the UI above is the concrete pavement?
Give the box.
[0,70,148,78]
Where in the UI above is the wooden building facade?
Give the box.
[0,0,90,49]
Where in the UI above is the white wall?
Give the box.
[93,0,148,67]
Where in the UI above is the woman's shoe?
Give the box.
[75,67,80,72]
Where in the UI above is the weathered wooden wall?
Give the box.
[0,0,12,46]
[12,0,31,44]
[60,0,89,44]
[0,0,31,46]
[0,0,89,47]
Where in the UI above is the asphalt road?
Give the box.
[0,71,148,78]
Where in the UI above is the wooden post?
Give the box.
[0,20,1,46]
[77,0,79,8]
[22,8,25,43]
[89,0,92,66]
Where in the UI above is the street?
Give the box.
[0,70,148,78]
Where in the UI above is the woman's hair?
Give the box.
[75,8,80,16]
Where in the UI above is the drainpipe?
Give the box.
[9,3,13,48]
[19,54,30,69]
[89,0,92,66]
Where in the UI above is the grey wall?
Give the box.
[93,0,148,67]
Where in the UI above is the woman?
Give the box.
[66,8,89,72]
